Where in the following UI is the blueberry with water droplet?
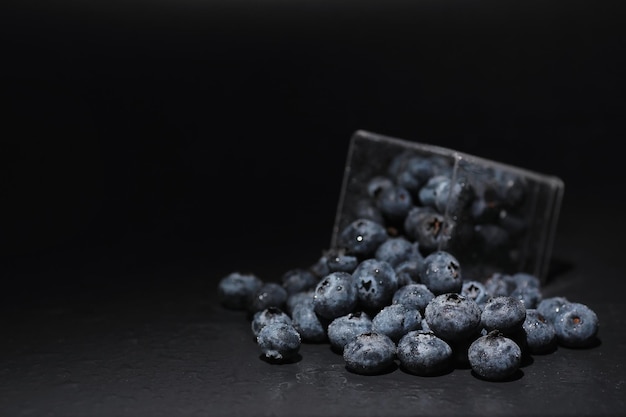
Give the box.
[312,271,358,320]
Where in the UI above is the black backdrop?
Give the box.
[2,0,624,300]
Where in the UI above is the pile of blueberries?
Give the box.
[217,151,599,381]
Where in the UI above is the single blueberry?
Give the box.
[391,283,435,314]
[352,258,399,313]
[397,330,454,376]
[468,330,522,381]
[418,175,450,208]
[510,272,541,289]
[481,295,527,335]
[353,199,386,225]
[403,206,454,252]
[281,268,319,295]
[325,247,360,274]
[470,194,502,223]
[424,293,482,342]
[375,185,414,225]
[337,218,389,259]
[256,322,301,363]
[483,272,516,297]
[375,236,423,268]
[309,251,331,279]
[433,175,475,217]
[510,285,542,309]
[536,296,570,324]
[492,169,527,207]
[522,309,557,354]
[553,302,599,348]
[461,280,489,307]
[394,258,424,287]
[366,175,395,198]
[290,301,328,343]
[285,289,315,316]
[371,303,423,343]
[217,271,263,310]
[251,306,293,337]
[312,271,359,320]
[343,332,397,375]
[327,311,373,353]
[420,250,463,295]
[248,282,288,314]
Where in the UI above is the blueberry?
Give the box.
[290,301,328,343]
[510,285,542,309]
[481,295,527,335]
[468,330,522,381]
[397,330,454,376]
[461,280,489,307]
[353,199,386,225]
[285,289,315,316]
[312,271,359,320]
[217,271,263,310]
[433,175,475,216]
[420,250,463,295]
[337,218,389,259]
[536,296,570,324]
[470,194,502,223]
[343,332,397,375]
[366,175,395,198]
[510,272,541,289]
[403,207,454,252]
[352,258,399,313]
[473,224,511,251]
[325,247,360,273]
[371,304,423,343]
[256,322,301,363]
[327,311,373,353]
[424,293,482,342]
[309,251,332,279]
[375,236,423,268]
[251,306,293,337]
[483,272,516,297]
[418,175,450,208]
[492,169,527,207]
[553,302,599,348]
[281,268,319,295]
[394,259,424,287]
[248,282,288,314]
[375,185,414,224]
[522,309,557,354]
[391,283,435,314]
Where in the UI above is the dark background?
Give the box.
[3,0,624,295]
[1,1,626,416]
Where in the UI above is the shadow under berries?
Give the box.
[471,368,524,382]
[344,361,399,376]
[259,353,303,365]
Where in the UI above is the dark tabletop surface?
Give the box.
[2,0,625,416]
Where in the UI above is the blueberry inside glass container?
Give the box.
[330,130,564,284]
